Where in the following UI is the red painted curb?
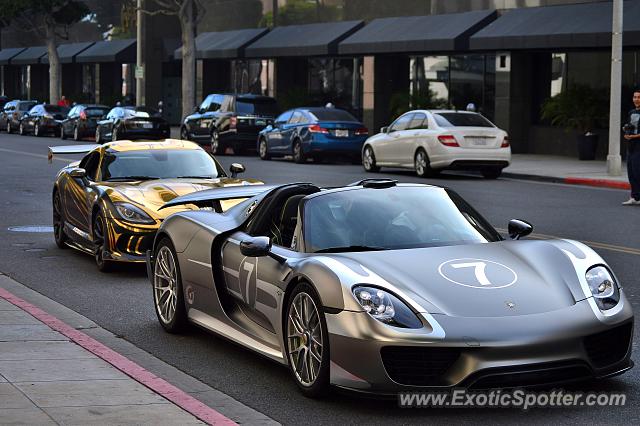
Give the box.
[563,177,631,190]
[0,288,236,426]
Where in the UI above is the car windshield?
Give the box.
[123,106,158,118]
[303,186,500,253]
[19,102,36,111]
[44,105,68,113]
[433,113,494,128]
[307,109,358,122]
[236,99,278,116]
[101,149,223,181]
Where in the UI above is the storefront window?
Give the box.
[231,59,274,96]
[308,57,362,117]
[551,53,566,97]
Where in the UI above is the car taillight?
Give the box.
[229,116,237,129]
[355,127,368,136]
[438,135,459,147]
[80,111,87,121]
[309,124,329,134]
[501,136,510,148]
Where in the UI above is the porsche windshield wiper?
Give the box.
[314,245,387,253]
[105,176,160,181]
[174,175,216,179]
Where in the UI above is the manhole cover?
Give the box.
[8,226,54,233]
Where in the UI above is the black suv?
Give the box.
[181,94,279,154]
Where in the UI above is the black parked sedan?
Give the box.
[19,104,69,137]
[5,100,37,133]
[95,106,170,142]
[60,104,110,141]
[180,93,278,155]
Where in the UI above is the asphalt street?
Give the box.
[0,133,638,425]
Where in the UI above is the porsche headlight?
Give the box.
[352,286,422,329]
[585,266,620,311]
[114,202,155,224]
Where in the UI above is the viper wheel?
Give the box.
[111,126,119,141]
[19,122,25,136]
[414,148,438,178]
[73,126,80,141]
[95,127,102,143]
[362,146,380,172]
[258,138,270,160]
[93,210,113,272]
[60,126,67,140]
[180,126,189,141]
[52,191,68,249]
[34,122,41,137]
[6,121,12,133]
[292,139,306,164]
[285,282,330,398]
[153,238,188,333]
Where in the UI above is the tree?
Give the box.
[140,0,205,119]
[0,0,89,104]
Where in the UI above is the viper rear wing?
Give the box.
[48,144,100,163]
[159,184,276,210]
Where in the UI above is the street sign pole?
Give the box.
[608,0,623,176]
[136,0,145,107]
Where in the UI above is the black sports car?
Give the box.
[95,106,170,142]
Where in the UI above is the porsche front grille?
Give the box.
[381,346,460,386]
[584,322,633,369]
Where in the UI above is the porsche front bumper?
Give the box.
[326,298,634,393]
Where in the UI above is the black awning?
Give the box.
[10,46,47,65]
[470,0,640,50]
[76,39,136,63]
[339,10,497,55]
[244,20,364,58]
[41,42,95,64]
[0,47,27,65]
[175,28,268,59]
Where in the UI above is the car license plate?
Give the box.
[255,119,266,126]
[142,122,153,129]
[471,138,488,146]
[334,129,349,137]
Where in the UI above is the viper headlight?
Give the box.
[585,265,620,311]
[114,202,155,224]
[352,286,423,329]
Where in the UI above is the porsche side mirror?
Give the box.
[380,126,388,134]
[508,219,533,240]
[230,163,245,178]
[240,236,271,257]
[240,236,286,263]
[69,167,86,179]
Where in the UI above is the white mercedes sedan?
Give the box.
[361,110,511,179]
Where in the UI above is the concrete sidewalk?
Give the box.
[0,291,206,425]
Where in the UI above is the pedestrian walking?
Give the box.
[622,89,640,205]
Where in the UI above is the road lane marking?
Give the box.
[0,147,75,162]
[495,228,640,256]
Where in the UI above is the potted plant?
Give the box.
[540,84,608,160]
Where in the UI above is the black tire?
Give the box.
[6,121,12,134]
[111,126,119,141]
[60,125,67,140]
[481,167,503,179]
[95,127,102,144]
[210,129,223,155]
[362,146,380,172]
[152,238,188,333]
[414,148,438,178]
[52,190,67,249]
[258,138,271,160]
[19,122,25,136]
[73,126,81,141]
[292,139,306,164]
[284,281,330,398]
[180,126,189,141]
[93,210,113,272]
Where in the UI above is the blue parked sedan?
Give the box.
[257,107,368,163]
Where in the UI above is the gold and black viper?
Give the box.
[51,139,262,271]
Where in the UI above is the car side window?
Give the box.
[220,96,233,112]
[79,152,100,181]
[275,110,293,125]
[408,113,428,130]
[107,109,118,120]
[389,114,414,132]
[289,111,304,124]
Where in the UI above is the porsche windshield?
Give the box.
[101,149,223,181]
[304,186,500,253]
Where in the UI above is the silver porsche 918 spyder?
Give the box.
[147,179,634,397]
